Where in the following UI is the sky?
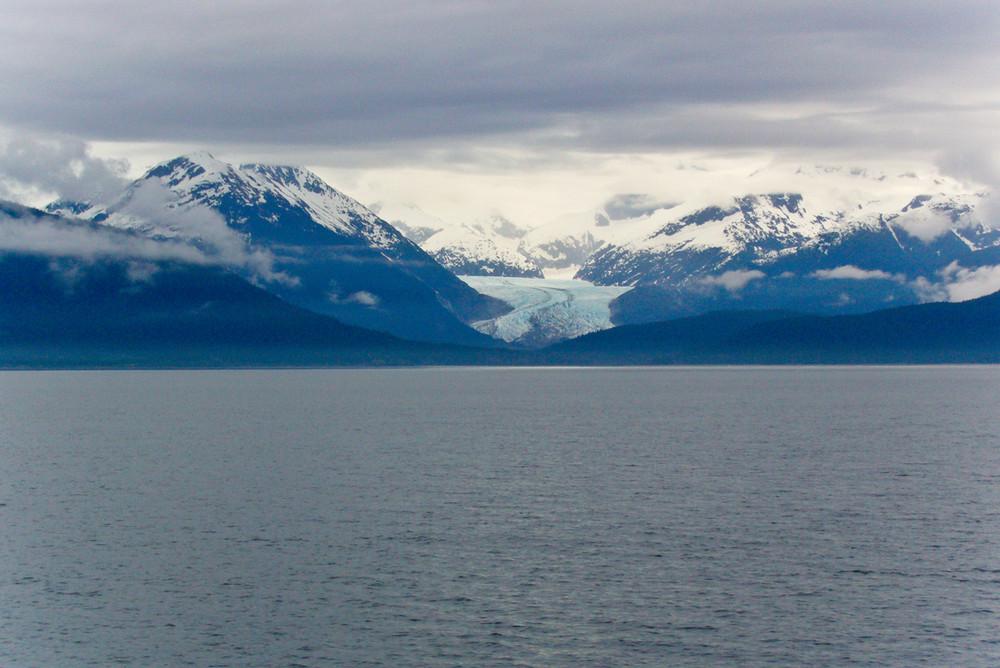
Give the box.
[0,0,998,227]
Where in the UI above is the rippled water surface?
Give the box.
[2,366,1000,666]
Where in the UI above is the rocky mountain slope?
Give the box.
[50,153,507,345]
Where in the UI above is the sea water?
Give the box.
[2,366,999,666]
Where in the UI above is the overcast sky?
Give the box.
[1,0,998,225]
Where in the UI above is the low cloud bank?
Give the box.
[0,211,207,264]
[809,262,1000,303]
[0,205,295,286]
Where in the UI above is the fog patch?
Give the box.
[891,206,977,243]
[347,290,379,306]
[0,208,297,287]
[602,194,676,220]
[125,261,160,284]
[47,257,87,295]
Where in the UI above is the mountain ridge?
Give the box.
[52,153,509,346]
[547,290,1000,364]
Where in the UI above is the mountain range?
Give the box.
[383,183,998,326]
[0,201,524,367]
[1,154,998,366]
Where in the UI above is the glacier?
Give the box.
[460,276,630,347]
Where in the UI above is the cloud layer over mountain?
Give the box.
[0,2,996,230]
[1,2,996,159]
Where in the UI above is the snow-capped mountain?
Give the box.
[368,201,448,245]
[376,196,677,279]
[54,153,507,345]
[376,177,998,329]
[578,191,997,287]
[580,190,1000,324]
[374,202,543,277]
[54,153,995,343]
[0,200,397,349]
[420,225,542,278]
[519,195,677,276]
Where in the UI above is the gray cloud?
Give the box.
[937,147,1000,220]
[0,131,129,204]
[0,0,996,165]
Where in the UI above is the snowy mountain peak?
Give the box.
[471,214,529,239]
[44,198,99,218]
[121,153,407,247]
[422,224,542,278]
[577,187,996,291]
[754,193,803,213]
[373,203,543,277]
[146,152,235,186]
[183,149,225,167]
[902,194,933,212]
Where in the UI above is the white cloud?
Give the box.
[938,261,1000,302]
[699,269,765,291]
[346,291,379,307]
[318,151,968,230]
[811,265,905,282]
[909,276,948,303]
[327,285,380,307]
[808,264,997,303]
[0,209,209,264]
